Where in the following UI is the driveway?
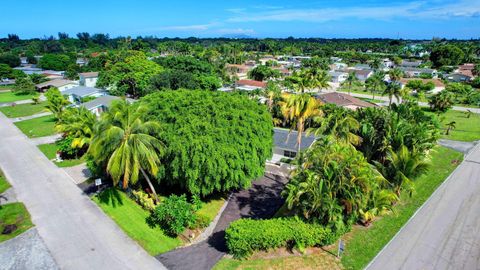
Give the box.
[0,112,165,270]
[157,171,289,270]
[366,143,480,270]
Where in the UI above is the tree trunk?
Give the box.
[140,167,160,204]
[297,120,304,154]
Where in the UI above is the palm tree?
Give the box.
[464,109,473,119]
[305,68,330,92]
[342,72,359,95]
[445,121,456,135]
[369,58,382,71]
[388,68,403,83]
[307,108,361,145]
[365,73,385,100]
[56,107,97,149]
[280,93,322,152]
[89,100,164,203]
[383,82,402,105]
[262,82,281,113]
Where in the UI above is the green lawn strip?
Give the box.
[196,195,226,222]
[14,115,56,138]
[92,188,181,255]
[37,143,85,168]
[358,97,384,104]
[337,88,386,97]
[0,203,34,243]
[437,110,480,142]
[340,146,464,270]
[0,102,48,118]
[0,91,38,103]
[0,172,11,194]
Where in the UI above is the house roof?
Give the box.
[236,79,267,88]
[317,92,376,109]
[273,128,316,152]
[399,67,436,73]
[80,95,121,110]
[459,63,475,70]
[79,72,99,78]
[352,69,373,77]
[399,78,445,88]
[35,79,77,88]
[62,86,105,97]
[400,60,422,67]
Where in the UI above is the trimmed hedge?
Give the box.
[225,218,335,258]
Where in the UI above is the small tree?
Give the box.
[445,121,456,135]
[45,87,70,119]
[13,76,36,95]
[429,91,454,113]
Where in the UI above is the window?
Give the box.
[284,150,297,158]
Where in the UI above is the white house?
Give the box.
[62,86,107,104]
[35,79,78,92]
[328,71,349,83]
[79,72,99,88]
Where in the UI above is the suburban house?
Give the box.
[270,128,316,163]
[317,92,376,110]
[443,73,472,83]
[329,71,349,83]
[382,58,395,69]
[62,86,107,104]
[226,64,251,79]
[351,69,373,81]
[399,60,422,68]
[399,67,437,78]
[79,95,133,116]
[79,72,99,88]
[457,64,475,78]
[235,79,267,91]
[354,64,371,70]
[399,78,445,94]
[35,79,78,92]
[76,58,88,66]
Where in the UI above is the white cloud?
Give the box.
[215,28,255,34]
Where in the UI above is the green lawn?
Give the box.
[337,87,386,97]
[0,203,34,243]
[0,91,38,103]
[196,195,226,222]
[358,97,384,104]
[437,110,480,142]
[340,146,463,270]
[0,102,48,118]
[14,115,57,138]
[214,146,463,270]
[37,143,85,167]
[0,171,11,194]
[92,188,181,255]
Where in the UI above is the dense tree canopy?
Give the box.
[430,45,465,67]
[0,53,20,67]
[248,65,281,81]
[141,90,273,196]
[38,53,75,71]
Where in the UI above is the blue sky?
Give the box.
[1,0,479,39]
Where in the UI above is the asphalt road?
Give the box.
[366,143,480,270]
[0,112,165,270]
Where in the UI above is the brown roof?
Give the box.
[317,92,376,109]
[399,78,445,88]
[35,79,77,88]
[79,72,99,78]
[458,69,473,77]
[236,80,267,88]
[459,63,475,70]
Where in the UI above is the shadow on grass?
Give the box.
[96,188,124,207]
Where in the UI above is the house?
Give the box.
[235,79,267,91]
[79,95,133,116]
[354,64,371,70]
[399,78,445,94]
[443,73,472,83]
[317,92,376,110]
[457,64,475,78]
[226,64,251,80]
[76,58,88,66]
[271,128,316,163]
[35,79,78,92]
[62,86,106,103]
[399,67,437,78]
[351,69,373,81]
[20,57,28,66]
[399,60,422,68]
[382,58,395,69]
[79,72,99,88]
[329,71,349,83]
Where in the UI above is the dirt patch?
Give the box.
[2,224,17,235]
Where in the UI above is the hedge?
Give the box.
[225,218,336,258]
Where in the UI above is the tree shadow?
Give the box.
[96,188,124,207]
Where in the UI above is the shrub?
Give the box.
[146,194,196,236]
[225,218,334,258]
[132,190,156,211]
[193,214,211,229]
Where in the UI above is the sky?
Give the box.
[1,0,480,39]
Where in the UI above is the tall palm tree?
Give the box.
[305,68,330,92]
[56,107,97,149]
[307,108,361,145]
[365,72,385,100]
[342,72,359,95]
[388,68,403,83]
[89,100,164,203]
[369,58,382,71]
[445,121,456,135]
[383,82,402,105]
[280,93,322,152]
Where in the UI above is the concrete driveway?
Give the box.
[366,143,480,270]
[0,112,165,270]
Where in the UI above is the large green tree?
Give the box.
[38,54,75,71]
[141,90,273,196]
[430,45,465,67]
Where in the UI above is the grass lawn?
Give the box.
[0,171,11,194]
[92,188,181,255]
[358,97,384,104]
[0,203,34,243]
[37,143,85,168]
[0,91,38,103]
[337,87,386,97]
[214,146,463,270]
[196,195,226,222]
[0,102,47,118]
[436,110,480,142]
[340,146,463,270]
[14,115,56,138]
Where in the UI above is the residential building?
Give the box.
[271,128,316,163]
[457,63,475,78]
[329,71,349,83]
[62,86,107,104]
[317,92,376,110]
[79,72,99,88]
[79,95,133,116]
[399,67,437,78]
[443,73,472,83]
[235,79,267,91]
[350,69,373,81]
[399,60,422,68]
[35,79,78,92]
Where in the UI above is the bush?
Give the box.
[225,218,334,258]
[147,194,196,236]
[193,214,211,229]
[132,190,156,211]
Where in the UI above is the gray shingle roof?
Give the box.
[80,95,121,110]
[62,86,105,97]
[274,128,316,152]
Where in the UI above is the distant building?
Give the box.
[399,60,422,68]
[350,69,373,81]
[235,79,267,91]
[271,128,316,163]
[79,72,99,88]
[329,71,349,83]
[399,78,445,94]
[443,73,472,83]
[399,67,437,78]
[35,79,78,92]
[457,63,475,78]
[317,92,376,110]
[79,95,133,116]
[62,86,107,104]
